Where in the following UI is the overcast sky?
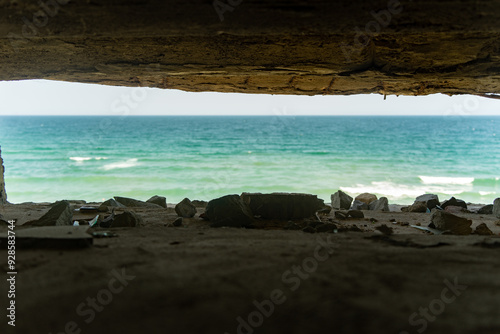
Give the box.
[0,79,499,116]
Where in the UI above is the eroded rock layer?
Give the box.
[0,0,499,96]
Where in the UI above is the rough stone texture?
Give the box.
[430,210,472,235]
[415,194,440,210]
[331,190,353,210]
[494,198,500,218]
[351,200,369,211]
[444,205,468,214]
[441,197,467,210]
[474,223,494,235]
[111,211,143,228]
[477,204,493,214]
[355,193,378,205]
[347,210,364,219]
[241,193,324,220]
[0,147,6,204]
[205,194,254,228]
[30,200,73,227]
[175,198,197,218]
[406,201,428,213]
[369,197,389,211]
[147,195,167,208]
[114,196,162,208]
[98,198,126,212]
[0,1,499,96]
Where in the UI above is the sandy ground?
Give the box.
[1,202,500,334]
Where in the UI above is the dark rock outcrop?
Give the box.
[441,197,467,210]
[369,197,389,211]
[98,198,126,212]
[111,211,143,228]
[114,196,163,208]
[331,190,352,210]
[147,195,167,208]
[31,200,73,226]
[175,198,197,218]
[351,200,369,210]
[474,223,493,235]
[430,211,472,235]
[477,204,493,214]
[241,193,324,220]
[415,194,440,210]
[205,195,254,228]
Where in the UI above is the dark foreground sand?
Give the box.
[1,203,500,334]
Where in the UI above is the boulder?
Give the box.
[369,197,389,211]
[473,223,493,235]
[494,198,500,218]
[415,194,440,210]
[351,200,369,210]
[331,190,352,210]
[240,193,324,220]
[430,210,472,235]
[205,195,254,228]
[31,200,73,226]
[192,200,208,208]
[477,204,493,214]
[407,201,428,213]
[444,205,468,214]
[175,198,197,218]
[147,195,167,208]
[441,197,467,210]
[98,198,126,212]
[334,211,348,220]
[114,196,162,208]
[0,147,6,204]
[110,211,143,227]
[173,217,183,227]
[347,210,364,218]
[355,193,377,205]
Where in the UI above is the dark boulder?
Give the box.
[114,196,163,208]
[430,210,472,235]
[494,198,500,218]
[31,200,73,226]
[473,223,493,235]
[175,198,197,218]
[331,190,352,210]
[205,195,254,228]
[369,197,389,211]
[351,200,369,210]
[477,204,493,214]
[147,195,167,208]
[441,197,467,210]
[415,194,440,210]
[110,211,143,227]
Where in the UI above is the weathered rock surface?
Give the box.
[355,193,378,205]
[415,194,440,210]
[369,197,389,211]
[444,206,468,214]
[351,200,369,211]
[205,195,254,228]
[406,201,428,213]
[347,210,364,219]
[477,204,493,215]
[0,147,6,204]
[111,211,143,228]
[147,195,167,208]
[241,193,324,220]
[173,217,183,227]
[441,197,467,210]
[494,198,500,218]
[114,196,162,208]
[98,198,126,212]
[331,190,353,210]
[474,223,493,235]
[175,198,197,218]
[430,211,472,235]
[191,200,208,208]
[30,200,73,227]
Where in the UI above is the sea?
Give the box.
[0,116,498,205]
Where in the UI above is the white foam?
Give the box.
[101,158,139,171]
[70,157,92,162]
[419,176,474,185]
[479,191,495,196]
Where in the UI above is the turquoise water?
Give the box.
[0,116,498,205]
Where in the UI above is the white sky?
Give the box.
[0,79,499,116]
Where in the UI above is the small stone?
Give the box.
[355,193,378,205]
[408,201,428,213]
[147,195,167,208]
[430,210,472,235]
[368,197,389,211]
[376,224,393,235]
[302,226,316,233]
[400,206,409,212]
[30,200,73,226]
[331,190,353,210]
[175,198,197,218]
[415,194,440,210]
[493,198,500,218]
[477,204,493,214]
[473,223,493,235]
[334,210,348,220]
[173,217,183,227]
[441,197,467,210]
[347,210,364,218]
[389,218,396,222]
[351,200,369,210]
[110,211,143,227]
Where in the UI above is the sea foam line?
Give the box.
[101,158,139,171]
[419,176,474,185]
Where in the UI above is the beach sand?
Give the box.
[1,202,500,334]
